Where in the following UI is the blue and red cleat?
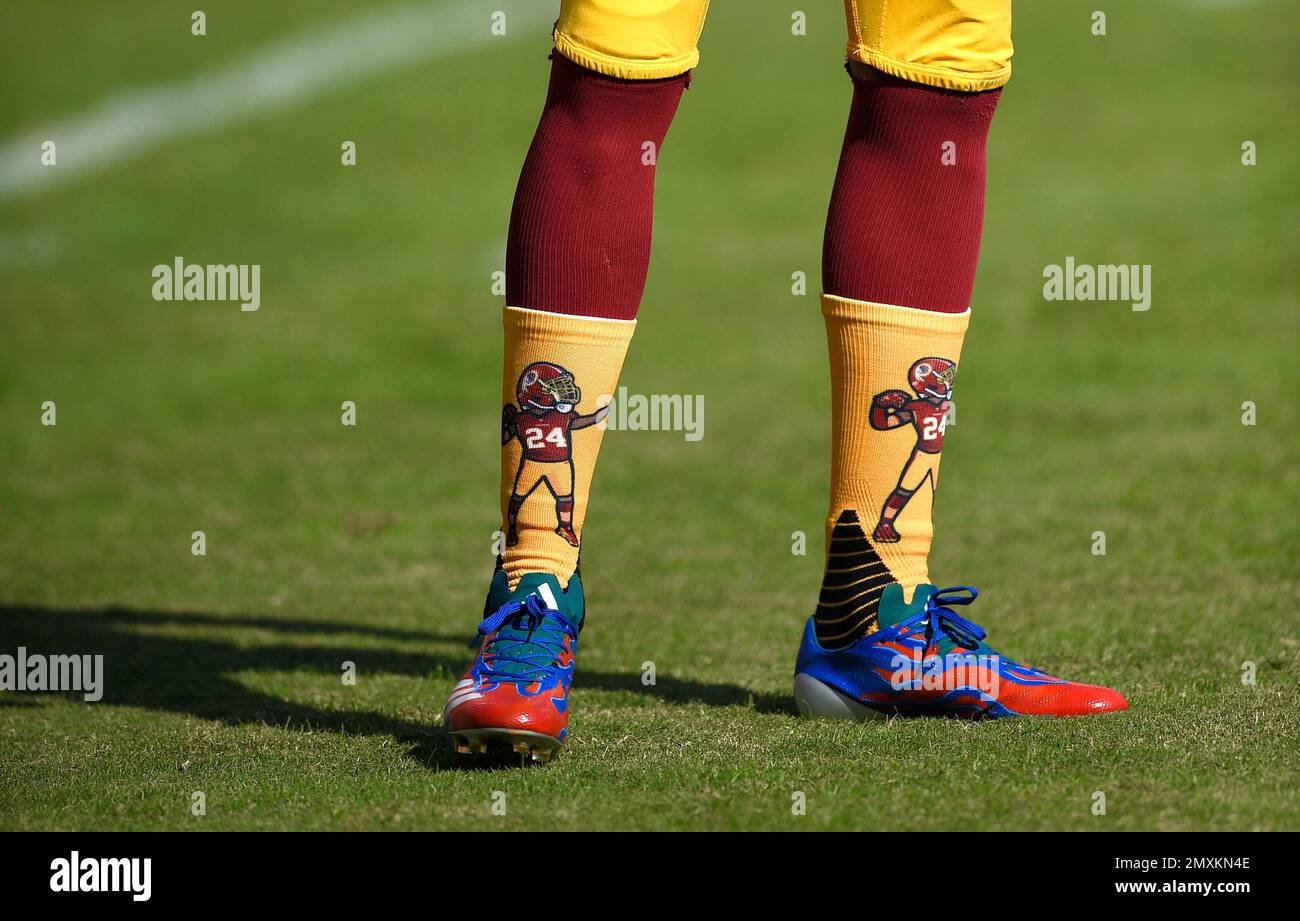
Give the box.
[443,571,582,763]
[795,584,1127,719]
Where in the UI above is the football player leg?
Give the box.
[504,496,522,546]
[871,486,911,543]
[505,460,544,547]
[795,0,1127,719]
[873,451,935,542]
[445,0,708,761]
[546,461,579,546]
[554,495,578,546]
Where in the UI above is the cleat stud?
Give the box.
[512,742,531,756]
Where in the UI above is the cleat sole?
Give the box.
[794,673,887,722]
[449,728,564,763]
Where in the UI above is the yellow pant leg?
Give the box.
[897,450,942,493]
[554,0,710,79]
[543,461,575,498]
[844,0,1013,91]
[512,459,574,499]
[511,459,546,499]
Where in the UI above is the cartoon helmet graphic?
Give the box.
[517,362,581,411]
[908,357,957,400]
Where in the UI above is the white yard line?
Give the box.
[0,1,553,203]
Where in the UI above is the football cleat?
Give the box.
[443,570,583,763]
[795,584,1127,719]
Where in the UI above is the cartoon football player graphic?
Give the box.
[502,361,609,548]
[868,357,957,543]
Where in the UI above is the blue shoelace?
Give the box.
[890,586,987,651]
[474,594,579,684]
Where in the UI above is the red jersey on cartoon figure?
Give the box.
[867,357,956,543]
[501,362,609,548]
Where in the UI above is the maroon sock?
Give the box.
[506,54,688,321]
[823,68,1001,314]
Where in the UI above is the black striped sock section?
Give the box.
[814,509,897,647]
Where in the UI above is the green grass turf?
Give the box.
[1,0,1297,831]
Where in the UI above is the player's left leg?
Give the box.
[873,451,932,542]
[795,0,1126,719]
[554,496,577,546]
[872,486,912,542]
[549,462,578,546]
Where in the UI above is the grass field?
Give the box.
[1,0,1297,831]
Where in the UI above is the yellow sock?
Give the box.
[499,306,634,589]
[815,294,970,645]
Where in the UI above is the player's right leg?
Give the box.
[444,0,709,763]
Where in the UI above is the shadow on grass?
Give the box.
[0,604,795,771]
